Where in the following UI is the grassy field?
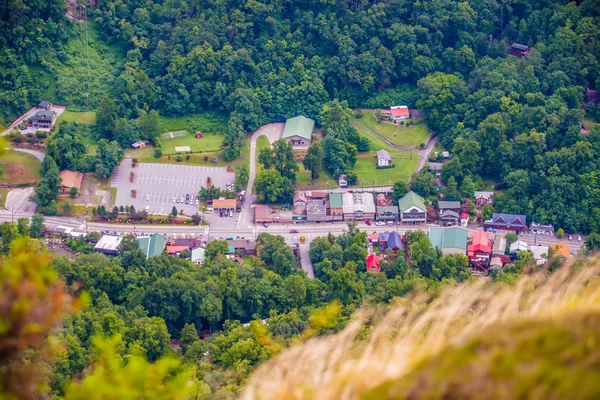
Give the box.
[354,131,419,185]
[60,111,97,125]
[129,136,252,169]
[353,155,418,186]
[127,131,225,158]
[0,151,41,185]
[351,111,431,147]
[296,164,337,189]
[158,113,228,134]
[0,188,8,208]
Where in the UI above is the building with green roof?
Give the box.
[329,193,343,221]
[281,116,314,147]
[136,233,165,259]
[398,191,427,224]
[429,227,468,255]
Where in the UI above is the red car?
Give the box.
[290,229,299,233]
[365,219,372,226]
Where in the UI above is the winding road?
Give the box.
[12,148,46,163]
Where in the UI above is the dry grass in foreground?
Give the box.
[242,257,600,400]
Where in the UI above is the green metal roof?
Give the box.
[429,227,468,251]
[282,116,315,140]
[329,193,343,208]
[443,227,468,249]
[398,191,426,212]
[136,233,165,258]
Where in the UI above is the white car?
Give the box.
[578,235,582,241]
[146,195,150,201]
[172,197,176,203]
[375,221,386,226]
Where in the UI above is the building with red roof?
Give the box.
[368,232,379,243]
[386,105,410,121]
[366,254,381,273]
[467,231,492,270]
[166,245,190,255]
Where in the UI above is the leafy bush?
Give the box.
[154,148,162,158]
[175,155,183,162]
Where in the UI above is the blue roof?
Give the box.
[387,231,402,250]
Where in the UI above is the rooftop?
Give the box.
[428,162,444,171]
[329,193,343,209]
[398,191,426,212]
[59,170,84,190]
[389,105,409,117]
[282,116,315,140]
[438,201,460,209]
[552,242,571,259]
[33,110,55,119]
[136,233,165,258]
[307,199,326,216]
[429,227,468,251]
[94,235,123,252]
[213,198,237,209]
[342,192,375,214]
[376,149,392,161]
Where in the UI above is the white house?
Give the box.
[387,105,410,121]
[376,149,392,167]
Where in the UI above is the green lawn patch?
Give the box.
[60,111,97,125]
[161,132,224,155]
[0,151,41,185]
[0,188,8,208]
[129,136,251,169]
[353,154,418,186]
[296,164,337,190]
[352,111,431,147]
[158,113,227,134]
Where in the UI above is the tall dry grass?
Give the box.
[242,257,600,400]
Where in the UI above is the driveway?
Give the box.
[237,123,284,228]
[12,148,45,163]
[5,187,37,213]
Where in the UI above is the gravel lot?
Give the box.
[5,187,37,213]
[111,160,235,215]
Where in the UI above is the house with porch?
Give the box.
[376,205,399,221]
[281,116,314,147]
[398,191,426,225]
[474,191,494,206]
[30,110,57,129]
[376,149,393,167]
[484,213,527,232]
[438,200,461,226]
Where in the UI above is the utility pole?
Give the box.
[12,207,14,223]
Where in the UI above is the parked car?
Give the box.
[262,223,268,228]
[185,199,189,204]
[290,229,299,233]
[229,210,233,217]
[578,235,582,241]
[146,195,150,201]
[375,221,385,226]
[172,197,176,203]
[365,219,372,226]
[569,234,573,240]
[176,198,180,203]
[387,221,395,225]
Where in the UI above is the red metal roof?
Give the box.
[166,245,189,254]
[468,231,492,253]
[366,254,381,272]
[390,106,409,117]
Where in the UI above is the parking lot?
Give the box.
[111,160,235,215]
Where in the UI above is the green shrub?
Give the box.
[176,155,183,162]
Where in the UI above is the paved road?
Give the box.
[12,148,46,163]
[238,123,284,229]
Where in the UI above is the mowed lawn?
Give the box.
[161,132,224,154]
[0,151,41,185]
[353,131,419,185]
[352,111,431,147]
[159,113,227,134]
[60,111,97,125]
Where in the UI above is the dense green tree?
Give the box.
[34,156,61,208]
[124,316,171,361]
[303,141,323,181]
[319,99,353,134]
[179,323,199,354]
[205,240,229,262]
[392,181,409,201]
[258,140,298,183]
[255,169,293,203]
[97,96,118,139]
[29,214,45,238]
[410,169,436,198]
[0,222,19,253]
[16,218,29,237]
[95,140,124,178]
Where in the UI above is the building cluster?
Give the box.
[91,231,257,265]
[255,190,435,225]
